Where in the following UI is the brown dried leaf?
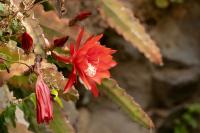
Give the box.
[33,5,90,41]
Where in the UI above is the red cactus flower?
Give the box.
[21,32,33,54]
[52,28,117,97]
[35,74,53,124]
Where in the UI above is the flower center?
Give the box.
[85,63,97,77]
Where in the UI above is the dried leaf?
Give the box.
[97,0,163,65]
[33,5,90,41]
[0,45,35,82]
[0,45,78,102]
[99,78,154,129]
[22,12,46,56]
[42,68,79,102]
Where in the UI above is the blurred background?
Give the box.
[1,0,200,133]
[60,0,200,133]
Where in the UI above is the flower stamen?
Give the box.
[85,63,97,77]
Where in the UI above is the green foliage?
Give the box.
[0,44,20,70]
[10,19,23,34]
[174,123,188,133]
[18,94,47,133]
[99,79,154,129]
[0,105,16,133]
[0,93,46,133]
[49,103,75,133]
[173,103,200,133]
[0,3,4,13]
[155,0,185,8]
[155,0,169,8]
[51,89,64,108]
[96,0,162,65]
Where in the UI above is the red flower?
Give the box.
[35,74,53,124]
[21,32,33,54]
[52,28,117,97]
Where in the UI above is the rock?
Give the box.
[152,67,200,107]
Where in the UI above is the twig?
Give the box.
[0,57,33,71]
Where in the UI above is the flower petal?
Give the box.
[70,43,75,56]
[76,28,84,50]
[35,74,53,124]
[92,71,110,84]
[64,66,77,93]
[88,80,99,97]
[54,36,69,47]
[51,51,71,63]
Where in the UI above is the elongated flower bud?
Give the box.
[35,74,53,124]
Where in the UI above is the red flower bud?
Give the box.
[75,11,92,21]
[53,36,69,47]
[69,11,92,26]
[35,74,53,124]
[21,32,33,54]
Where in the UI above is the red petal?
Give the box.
[88,80,99,97]
[64,66,76,93]
[77,68,99,97]
[75,11,92,21]
[21,32,33,53]
[76,28,84,50]
[35,74,53,124]
[69,11,92,26]
[51,51,71,63]
[92,71,110,84]
[78,69,92,89]
[70,43,75,56]
[54,36,68,47]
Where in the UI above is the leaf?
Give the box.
[49,103,75,133]
[0,104,16,133]
[21,12,46,56]
[54,96,64,108]
[42,68,79,102]
[155,0,170,8]
[174,124,188,133]
[97,0,163,65]
[0,45,35,82]
[0,3,9,16]
[182,113,197,128]
[0,43,78,102]
[33,5,90,41]
[188,103,200,113]
[7,66,79,102]
[0,44,20,70]
[19,93,47,133]
[99,78,154,129]
[0,84,14,113]
[0,3,5,13]
[51,89,64,108]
